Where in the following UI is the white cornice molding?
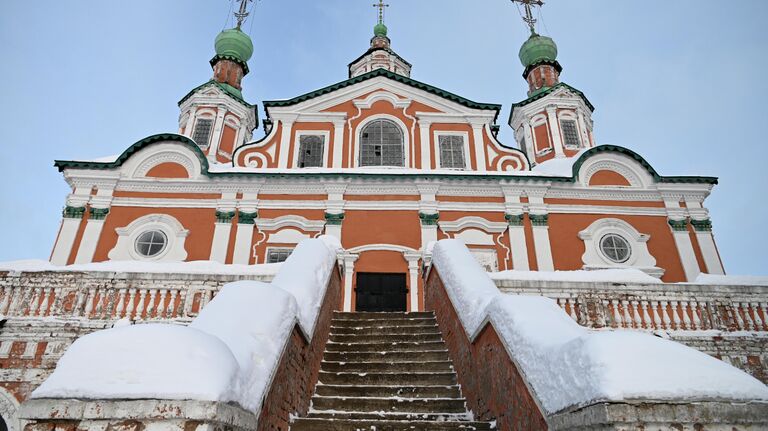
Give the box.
[439,216,509,233]
[255,215,326,232]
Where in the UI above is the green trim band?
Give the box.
[668,219,688,232]
[216,210,236,223]
[89,207,110,220]
[529,214,549,227]
[324,212,345,225]
[691,219,713,232]
[62,206,86,219]
[263,69,501,118]
[238,211,258,224]
[178,79,254,108]
[419,212,440,226]
[505,213,524,227]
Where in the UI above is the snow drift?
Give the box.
[32,236,341,415]
[432,239,768,415]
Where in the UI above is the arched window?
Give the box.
[359,119,404,167]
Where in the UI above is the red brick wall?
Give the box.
[425,268,548,431]
[256,268,342,431]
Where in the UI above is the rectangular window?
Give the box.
[560,119,580,148]
[266,248,293,264]
[298,135,325,168]
[438,135,466,169]
[192,119,214,148]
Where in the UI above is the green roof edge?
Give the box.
[178,79,254,108]
[55,136,716,186]
[263,69,502,120]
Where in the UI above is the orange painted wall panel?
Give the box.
[341,210,421,250]
[145,162,190,179]
[588,170,632,187]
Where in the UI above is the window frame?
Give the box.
[293,131,330,168]
[134,230,168,258]
[433,131,470,170]
[559,118,581,149]
[191,117,215,149]
[598,233,632,264]
[354,115,410,168]
[265,247,294,264]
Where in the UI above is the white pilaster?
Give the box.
[182,105,197,136]
[277,119,295,168]
[531,219,554,271]
[342,254,359,312]
[577,110,590,148]
[210,221,233,263]
[404,253,421,312]
[332,119,346,168]
[470,122,487,171]
[669,221,701,282]
[418,120,432,170]
[507,222,530,271]
[207,105,228,163]
[693,226,725,275]
[74,211,107,264]
[546,106,565,158]
[50,216,82,266]
[232,222,254,265]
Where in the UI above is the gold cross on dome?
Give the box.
[373,0,389,25]
[511,0,544,32]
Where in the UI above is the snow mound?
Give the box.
[0,259,282,276]
[693,273,768,286]
[33,324,239,401]
[32,236,342,415]
[432,239,768,414]
[489,268,661,284]
[531,149,587,177]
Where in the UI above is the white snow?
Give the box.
[693,273,768,286]
[31,236,342,415]
[530,149,587,177]
[489,268,661,284]
[0,259,281,276]
[432,239,768,415]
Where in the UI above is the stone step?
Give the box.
[325,340,446,353]
[332,317,437,328]
[291,418,493,431]
[329,332,443,344]
[321,360,453,373]
[304,411,474,421]
[323,350,450,363]
[315,385,462,399]
[318,371,457,386]
[310,396,467,414]
[334,311,436,320]
[331,324,440,335]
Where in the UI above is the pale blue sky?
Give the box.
[0,1,766,274]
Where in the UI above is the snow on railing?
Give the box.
[495,281,768,333]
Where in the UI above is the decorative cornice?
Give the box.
[209,54,250,75]
[529,214,549,227]
[88,207,110,221]
[419,212,440,226]
[215,210,236,223]
[238,211,258,225]
[691,218,713,232]
[324,212,345,226]
[668,218,689,232]
[505,213,524,227]
[62,206,85,219]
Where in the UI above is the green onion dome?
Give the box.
[374,23,388,38]
[518,32,558,68]
[214,28,254,63]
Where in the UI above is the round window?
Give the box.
[599,234,631,263]
[135,230,167,257]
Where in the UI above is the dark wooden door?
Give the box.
[355,273,407,312]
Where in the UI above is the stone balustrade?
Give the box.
[0,270,275,322]
[494,279,768,333]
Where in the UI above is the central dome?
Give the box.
[518,32,558,68]
[215,28,254,63]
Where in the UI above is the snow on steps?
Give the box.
[290,311,495,431]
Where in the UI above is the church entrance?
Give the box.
[355,273,407,312]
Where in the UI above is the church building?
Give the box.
[49,0,723,314]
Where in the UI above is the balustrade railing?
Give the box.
[495,280,768,333]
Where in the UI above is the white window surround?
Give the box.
[108,214,189,262]
[293,130,331,168]
[265,247,294,264]
[266,228,311,245]
[558,111,581,149]
[578,218,664,278]
[123,142,204,180]
[433,131,470,170]
[578,153,652,188]
[353,114,411,168]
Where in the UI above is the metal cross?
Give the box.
[373,0,389,25]
[234,0,253,29]
[511,0,544,33]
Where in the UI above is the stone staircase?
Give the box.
[290,311,494,431]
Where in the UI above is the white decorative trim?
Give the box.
[254,215,326,232]
[578,153,652,188]
[50,218,81,266]
[107,214,189,262]
[578,218,663,277]
[353,91,412,110]
[0,386,20,431]
[121,143,203,180]
[347,243,419,254]
[439,216,508,233]
[265,229,311,244]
